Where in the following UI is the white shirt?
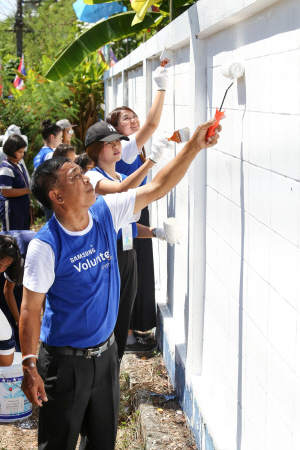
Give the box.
[0,310,14,355]
[85,169,122,199]
[23,190,140,294]
[121,133,140,164]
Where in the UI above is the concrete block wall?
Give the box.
[104,0,300,448]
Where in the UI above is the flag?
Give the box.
[110,48,118,67]
[130,0,157,25]
[13,55,26,90]
[73,0,127,23]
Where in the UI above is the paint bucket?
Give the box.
[0,352,32,422]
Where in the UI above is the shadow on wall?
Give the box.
[167,189,176,316]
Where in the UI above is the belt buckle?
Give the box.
[86,346,102,358]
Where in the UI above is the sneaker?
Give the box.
[133,330,153,341]
[124,337,158,354]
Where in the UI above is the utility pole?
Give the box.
[15,0,23,58]
[5,1,41,57]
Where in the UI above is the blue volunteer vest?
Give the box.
[91,166,138,240]
[33,146,53,169]
[116,154,147,186]
[35,197,120,347]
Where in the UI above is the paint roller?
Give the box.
[206,60,245,138]
[163,218,180,246]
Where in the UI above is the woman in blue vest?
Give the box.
[85,122,168,359]
[105,66,168,352]
[33,120,63,169]
[0,135,31,231]
[33,121,63,221]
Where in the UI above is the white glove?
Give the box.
[148,138,170,164]
[155,227,166,240]
[153,66,168,91]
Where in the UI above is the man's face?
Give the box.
[54,162,95,210]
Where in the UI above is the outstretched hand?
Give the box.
[148,138,171,164]
[190,119,222,152]
[153,66,168,91]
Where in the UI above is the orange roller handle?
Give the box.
[207,108,225,138]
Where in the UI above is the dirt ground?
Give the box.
[0,352,196,450]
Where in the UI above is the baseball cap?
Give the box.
[56,119,77,129]
[85,122,129,147]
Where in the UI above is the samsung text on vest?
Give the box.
[70,246,112,272]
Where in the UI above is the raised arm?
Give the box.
[19,287,48,407]
[133,119,221,214]
[95,139,168,195]
[134,67,167,150]
[95,159,154,195]
[135,91,165,150]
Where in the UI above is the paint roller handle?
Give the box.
[206,109,226,138]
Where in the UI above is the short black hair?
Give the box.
[31,157,70,210]
[75,152,94,172]
[3,134,27,158]
[41,119,62,142]
[0,235,23,285]
[53,144,75,158]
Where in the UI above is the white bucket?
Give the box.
[0,352,32,422]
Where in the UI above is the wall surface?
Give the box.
[104,0,300,448]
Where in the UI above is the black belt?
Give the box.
[43,333,115,358]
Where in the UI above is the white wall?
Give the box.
[104,0,300,448]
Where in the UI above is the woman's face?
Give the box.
[116,110,140,136]
[63,127,73,144]
[97,140,122,166]
[0,255,13,273]
[50,131,63,149]
[11,147,26,163]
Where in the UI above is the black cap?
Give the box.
[85,122,129,147]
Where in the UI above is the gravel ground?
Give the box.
[0,352,196,450]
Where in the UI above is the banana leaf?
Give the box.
[45,11,161,81]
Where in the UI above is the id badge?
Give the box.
[122,225,133,251]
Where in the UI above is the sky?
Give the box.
[0,0,16,22]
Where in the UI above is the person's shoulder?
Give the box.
[35,217,57,242]
[0,160,14,176]
[89,196,113,221]
[90,196,105,213]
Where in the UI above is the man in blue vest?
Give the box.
[19,119,221,450]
